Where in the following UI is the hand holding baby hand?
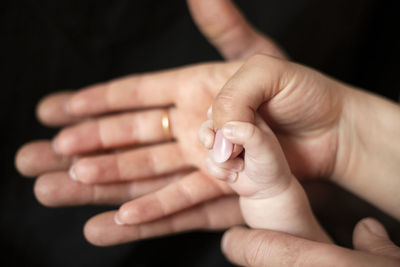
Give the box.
[198,113,330,242]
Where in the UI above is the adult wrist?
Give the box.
[332,86,400,219]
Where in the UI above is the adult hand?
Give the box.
[222,218,400,266]
[15,0,285,245]
[212,53,400,220]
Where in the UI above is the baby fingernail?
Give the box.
[222,124,234,138]
[212,130,233,163]
[227,172,238,183]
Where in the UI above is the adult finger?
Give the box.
[84,196,242,246]
[212,54,292,129]
[53,109,177,155]
[222,226,400,267]
[42,62,241,122]
[116,171,233,225]
[36,91,81,127]
[198,120,214,149]
[15,140,71,177]
[66,67,185,117]
[353,218,400,260]
[212,54,343,132]
[187,0,286,60]
[69,143,188,184]
[34,171,183,207]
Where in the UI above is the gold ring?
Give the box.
[161,109,172,140]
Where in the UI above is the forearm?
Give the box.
[334,87,400,220]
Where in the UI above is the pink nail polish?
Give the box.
[212,130,233,163]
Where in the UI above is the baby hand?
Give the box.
[198,114,331,242]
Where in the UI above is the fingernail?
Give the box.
[221,232,230,252]
[227,172,238,183]
[51,139,60,155]
[222,124,234,138]
[68,165,77,181]
[212,130,233,163]
[114,212,124,226]
[200,131,213,149]
[362,218,388,238]
[64,100,72,114]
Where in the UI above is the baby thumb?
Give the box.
[220,118,291,189]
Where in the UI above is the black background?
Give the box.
[1,0,399,266]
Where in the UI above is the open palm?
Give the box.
[15,0,338,246]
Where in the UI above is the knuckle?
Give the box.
[244,230,271,266]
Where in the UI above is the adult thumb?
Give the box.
[187,0,286,60]
[212,54,293,129]
[353,217,400,260]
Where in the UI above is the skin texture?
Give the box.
[15,0,285,244]
[203,52,400,265]
[211,54,400,221]
[199,115,331,243]
[14,0,400,265]
[221,218,400,267]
